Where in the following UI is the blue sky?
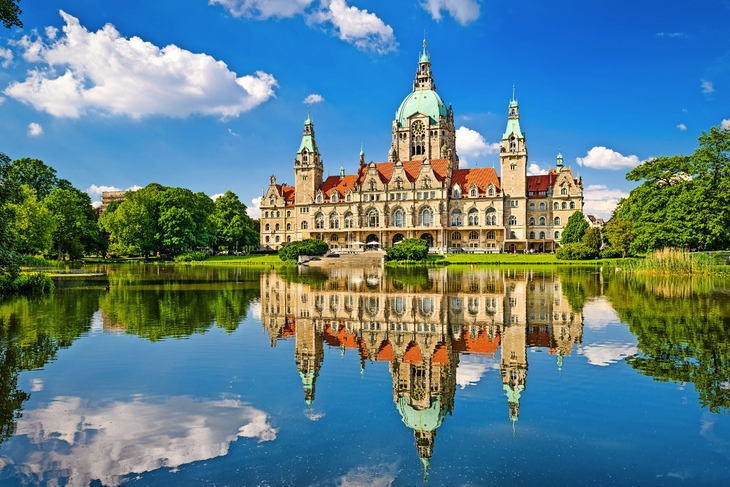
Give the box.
[0,0,728,218]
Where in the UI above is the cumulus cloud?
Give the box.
[701,80,714,94]
[582,184,629,220]
[421,0,481,25]
[247,196,262,219]
[455,356,498,389]
[576,146,643,170]
[4,11,277,119]
[677,123,687,131]
[45,25,58,40]
[722,119,730,130]
[0,47,12,67]
[303,93,324,104]
[455,126,500,167]
[209,0,315,19]
[211,193,225,201]
[581,342,638,366]
[527,163,548,175]
[0,395,277,487]
[27,122,43,136]
[310,0,397,53]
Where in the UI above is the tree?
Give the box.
[44,187,103,260]
[211,190,258,253]
[385,238,429,261]
[7,185,55,255]
[4,158,64,199]
[582,227,602,252]
[278,239,328,262]
[0,152,21,287]
[603,217,634,257]
[0,0,22,29]
[561,211,589,244]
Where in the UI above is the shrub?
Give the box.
[174,251,209,262]
[15,272,55,294]
[385,238,429,261]
[278,239,329,262]
[600,247,624,259]
[556,242,597,260]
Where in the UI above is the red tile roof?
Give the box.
[356,159,450,185]
[275,184,296,207]
[451,168,501,194]
[321,175,358,198]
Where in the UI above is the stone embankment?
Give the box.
[303,251,385,268]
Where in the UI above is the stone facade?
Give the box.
[260,41,584,252]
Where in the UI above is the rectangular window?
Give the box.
[403,194,408,200]
[397,193,401,200]
[417,192,422,199]
[376,195,381,201]
[431,191,436,199]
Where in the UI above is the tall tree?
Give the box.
[0,152,20,285]
[602,217,633,257]
[561,211,589,244]
[5,158,65,200]
[211,190,257,253]
[582,227,602,252]
[44,187,103,260]
[7,185,56,255]
[0,0,22,29]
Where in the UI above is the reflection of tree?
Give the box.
[606,273,730,414]
[557,267,603,313]
[0,291,100,444]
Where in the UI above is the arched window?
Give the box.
[529,231,535,239]
[510,231,516,239]
[561,187,568,195]
[286,223,291,231]
[275,236,280,243]
[287,210,291,217]
[555,231,560,239]
[510,136,517,152]
[451,209,462,226]
[539,217,546,225]
[554,202,559,210]
[330,212,339,229]
[393,208,405,227]
[451,232,462,240]
[314,213,325,229]
[420,233,434,246]
[316,193,323,203]
[486,230,496,239]
[539,202,546,210]
[345,212,355,228]
[488,188,494,197]
[508,215,517,225]
[562,202,567,209]
[265,236,270,243]
[276,211,280,217]
[301,221,308,230]
[419,297,433,316]
[452,187,461,199]
[330,234,339,241]
[275,223,280,231]
[570,201,576,209]
[469,231,479,240]
[529,217,535,225]
[287,236,291,242]
[539,231,545,239]
[367,209,379,227]
[554,217,561,225]
[529,203,535,210]
[264,211,269,218]
[419,207,433,227]
[470,187,477,197]
[346,193,352,202]
[331,192,338,203]
[486,208,497,225]
[265,224,270,231]
[468,208,479,226]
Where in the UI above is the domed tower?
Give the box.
[294,318,324,407]
[294,108,323,206]
[393,39,458,170]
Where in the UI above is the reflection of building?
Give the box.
[260,269,583,474]
[260,39,584,252]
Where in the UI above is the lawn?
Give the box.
[197,254,286,265]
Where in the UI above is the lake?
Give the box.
[0,264,729,486]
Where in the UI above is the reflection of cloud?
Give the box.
[337,463,399,487]
[1,395,277,487]
[304,409,325,421]
[455,355,499,389]
[250,299,261,321]
[30,378,43,392]
[582,298,621,330]
[581,342,638,366]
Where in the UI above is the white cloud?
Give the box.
[722,119,730,130]
[0,47,13,67]
[210,0,314,19]
[45,25,58,40]
[0,96,4,104]
[310,0,397,53]
[30,378,44,392]
[576,146,643,170]
[677,123,687,131]
[304,409,325,421]
[581,342,638,366]
[582,298,622,330]
[228,127,239,137]
[421,0,481,25]
[211,193,225,201]
[527,163,548,175]
[250,298,261,321]
[247,196,262,219]
[701,79,714,94]
[303,93,324,104]
[4,11,277,119]
[27,122,43,136]
[0,395,277,487]
[582,184,629,220]
[655,32,687,38]
[455,356,498,389]
[455,126,500,159]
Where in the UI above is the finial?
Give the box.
[512,85,515,101]
[423,30,426,50]
[360,143,364,156]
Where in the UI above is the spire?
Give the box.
[420,34,430,63]
[305,104,312,125]
[509,85,518,107]
[503,88,523,140]
[414,39,435,91]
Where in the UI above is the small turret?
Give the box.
[556,148,564,168]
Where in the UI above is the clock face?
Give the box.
[411,120,425,136]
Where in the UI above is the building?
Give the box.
[260,40,584,252]
[100,190,127,213]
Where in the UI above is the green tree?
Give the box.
[603,217,634,257]
[44,187,103,260]
[211,190,257,253]
[385,238,429,261]
[279,239,328,262]
[582,226,602,252]
[4,158,68,200]
[0,152,21,288]
[0,0,22,29]
[7,185,56,255]
[560,211,589,244]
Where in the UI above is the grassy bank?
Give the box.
[186,255,287,266]
[624,249,730,275]
[385,253,633,266]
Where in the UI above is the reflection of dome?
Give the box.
[396,90,448,127]
[397,396,446,432]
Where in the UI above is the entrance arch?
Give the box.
[420,233,434,247]
[392,233,405,245]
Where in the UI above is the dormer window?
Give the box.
[346,192,352,202]
[452,188,460,199]
[269,198,274,205]
[561,187,568,195]
[488,188,494,197]
[316,193,323,203]
[395,177,404,190]
[470,187,477,198]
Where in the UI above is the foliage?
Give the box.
[615,125,730,253]
[3,158,68,199]
[6,185,56,255]
[0,0,22,29]
[556,267,604,313]
[582,227,602,252]
[0,152,21,285]
[385,238,429,261]
[624,248,730,275]
[560,211,589,244]
[556,242,598,260]
[278,239,328,262]
[44,187,105,260]
[174,251,209,262]
[599,247,624,259]
[14,273,55,294]
[211,190,258,253]
[603,217,634,257]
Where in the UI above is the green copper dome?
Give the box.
[396,90,448,127]
[397,396,446,432]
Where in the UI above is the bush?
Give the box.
[174,251,209,262]
[278,239,329,262]
[385,238,429,261]
[600,247,624,259]
[0,272,55,295]
[556,242,598,260]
